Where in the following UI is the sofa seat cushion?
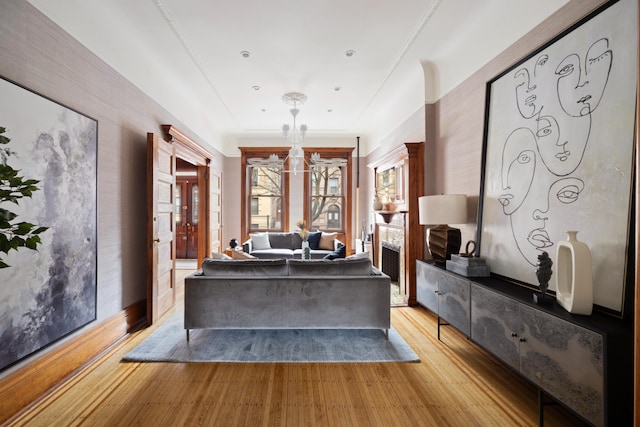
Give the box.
[287,257,373,276]
[202,258,288,276]
[251,248,294,259]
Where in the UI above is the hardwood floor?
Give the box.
[7,270,587,426]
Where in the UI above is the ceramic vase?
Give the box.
[301,241,310,259]
[555,231,593,315]
[373,196,383,211]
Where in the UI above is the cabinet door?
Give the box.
[416,261,438,314]
[437,271,470,336]
[519,305,604,427]
[471,285,522,371]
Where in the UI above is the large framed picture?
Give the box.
[477,0,637,316]
[0,77,97,370]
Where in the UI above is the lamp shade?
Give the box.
[419,194,467,225]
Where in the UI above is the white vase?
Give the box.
[301,241,310,259]
[373,196,383,211]
[555,231,593,315]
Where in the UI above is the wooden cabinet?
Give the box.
[417,260,632,426]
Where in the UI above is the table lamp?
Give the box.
[418,194,468,265]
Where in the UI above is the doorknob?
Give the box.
[153,238,160,243]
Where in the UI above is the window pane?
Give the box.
[310,165,344,230]
[192,184,199,224]
[311,166,342,196]
[311,196,343,230]
[249,165,282,230]
[250,196,281,230]
[175,184,182,224]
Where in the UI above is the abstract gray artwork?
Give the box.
[0,77,97,371]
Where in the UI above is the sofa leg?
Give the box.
[186,329,190,342]
[385,329,389,340]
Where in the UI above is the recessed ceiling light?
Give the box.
[327,109,333,113]
[240,51,251,58]
[334,86,341,91]
[345,50,355,57]
[252,85,260,91]
[261,109,266,112]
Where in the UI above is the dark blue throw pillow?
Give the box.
[323,243,346,260]
[307,231,322,250]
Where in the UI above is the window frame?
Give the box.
[240,147,291,240]
[303,147,352,247]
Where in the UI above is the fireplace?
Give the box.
[381,242,401,282]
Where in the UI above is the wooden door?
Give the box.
[209,168,222,257]
[176,177,199,259]
[147,133,176,325]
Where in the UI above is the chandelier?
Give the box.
[247,92,347,173]
[282,92,308,174]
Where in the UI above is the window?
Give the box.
[249,165,282,230]
[303,148,352,235]
[240,148,290,237]
[310,165,344,231]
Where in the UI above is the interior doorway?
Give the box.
[176,159,199,260]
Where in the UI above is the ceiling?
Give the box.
[26,0,568,156]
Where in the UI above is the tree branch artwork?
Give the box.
[0,127,48,268]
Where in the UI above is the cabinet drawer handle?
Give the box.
[511,332,518,337]
[519,337,526,343]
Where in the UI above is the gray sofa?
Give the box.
[242,231,343,259]
[184,256,390,339]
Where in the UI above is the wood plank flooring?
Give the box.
[7,270,587,426]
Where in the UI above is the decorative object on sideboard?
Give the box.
[556,231,593,315]
[229,238,238,249]
[373,195,383,211]
[446,240,490,277]
[418,194,467,265]
[533,251,553,305]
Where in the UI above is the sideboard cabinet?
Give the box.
[416,260,632,427]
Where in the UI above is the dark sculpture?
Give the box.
[229,238,238,249]
[534,251,553,304]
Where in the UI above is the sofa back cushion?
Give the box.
[287,257,373,276]
[267,232,294,249]
[202,258,288,276]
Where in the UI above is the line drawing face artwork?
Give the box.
[479,0,637,314]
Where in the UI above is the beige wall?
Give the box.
[0,0,224,375]
[366,0,608,249]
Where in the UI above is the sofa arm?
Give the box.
[242,239,252,253]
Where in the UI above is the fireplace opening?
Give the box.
[381,242,401,282]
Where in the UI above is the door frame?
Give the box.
[162,125,215,268]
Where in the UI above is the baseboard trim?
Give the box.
[0,299,146,424]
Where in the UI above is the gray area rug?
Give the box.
[123,311,419,363]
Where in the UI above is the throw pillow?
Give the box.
[250,232,271,250]
[307,231,322,250]
[346,252,370,260]
[323,244,346,260]
[319,232,337,250]
[232,250,256,259]
[209,252,232,260]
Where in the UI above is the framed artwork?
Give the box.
[0,76,97,370]
[477,0,637,315]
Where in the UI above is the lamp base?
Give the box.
[428,225,462,265]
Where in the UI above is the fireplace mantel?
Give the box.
[369,142,424,305]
